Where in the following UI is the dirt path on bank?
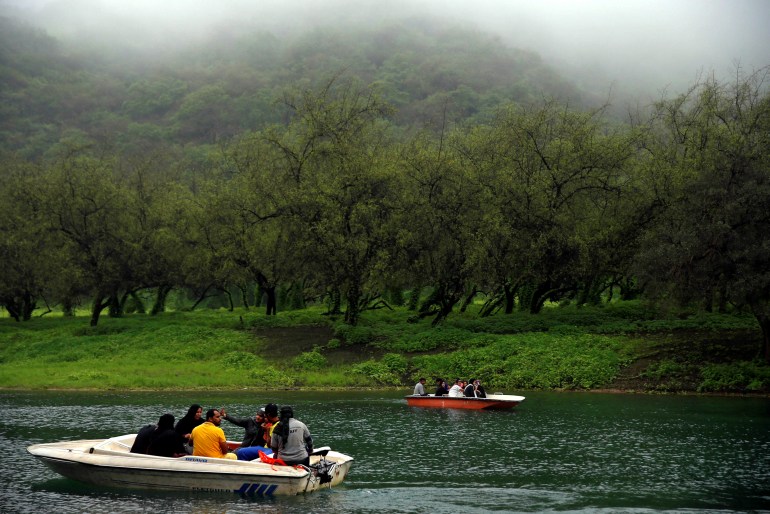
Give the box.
[253,325,385,366]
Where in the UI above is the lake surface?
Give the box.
[1,390,768,513]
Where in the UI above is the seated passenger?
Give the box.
[189,409,237,460]
[148,414,186,458]
[413,377,428,396]
[448,379,463,397]
[221,405,275,461]
[435,378,449,396]
[464,378,486,398]
[130,421,157,454]
[270,406,313,467]
[221,406,266,448]
[175,404,203,453]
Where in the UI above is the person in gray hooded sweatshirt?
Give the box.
[270,405,313,467]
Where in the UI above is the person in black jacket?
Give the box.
[463,378,486,398]
[435,378,449,396]
[130,422,157,454]
[175,403,204,454]
[175,404,203,439]
[148,414,186,457]
[220,406,267,448]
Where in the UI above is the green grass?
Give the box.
[0,302,767,392]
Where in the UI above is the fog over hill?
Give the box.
[2,0,769,102]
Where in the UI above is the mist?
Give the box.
[2,0,769,100]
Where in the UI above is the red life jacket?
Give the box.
[258,449,286,466]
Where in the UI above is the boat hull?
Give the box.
[405,393,525,410]
[28,435,353,496]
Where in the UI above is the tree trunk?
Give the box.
[2,297,21,322]
[479,293,503,317]
[108,293,122,318]
[90,293,107,326]
[431,295,460,326]
[190,285,214,311]
[151,285,172,315]
[238,283,250,310]
[459,286,477,313]
[529,281,552,314]
[21,291,35,321]
[504,283,517,314]
[264,285,277,316]
[223,288,234,312]
[326,287,342,315]
[344,282,362,325]
[62,296,76,317]
[128,291,146,314]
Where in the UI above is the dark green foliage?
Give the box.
[699,361,770,392]
[0,15,581,157]
[292,349,327,370]
[351,353,407,385]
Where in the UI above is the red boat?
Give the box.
[405,393,525,410]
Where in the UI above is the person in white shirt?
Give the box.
[413,377,427,395]
[448,379,463,397]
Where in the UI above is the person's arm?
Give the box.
[220,408,248,428]
[218,432,230,455]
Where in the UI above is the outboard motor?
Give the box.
[313,457,336,484]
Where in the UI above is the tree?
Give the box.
[39,147,136,326]
[206,137,299,316]
[0,156,50,319]
[398,126,482,325]
[262,76,397,325]
[462,100,635,314]
[636,68,770,361]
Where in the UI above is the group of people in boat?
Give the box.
[413,377,486,398]
[129,402,313,466]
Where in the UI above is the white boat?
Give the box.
[28,434,353,496]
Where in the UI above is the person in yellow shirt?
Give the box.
[189,409,237,460]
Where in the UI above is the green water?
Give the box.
[1,390,768,513]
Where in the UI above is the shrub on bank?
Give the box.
[409,333,633,390]
[699,361,770,392]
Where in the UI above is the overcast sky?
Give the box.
[3,0,769,97]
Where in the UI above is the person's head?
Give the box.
[277,406,294,442]
[419,377,426,384]
[256,407,266,422]
[206,408,222,426]
[185,404,202,420]
[436,378,443,384]
[265,403,279,421]
[474,379,481,386]
[468,378,476,386]
[157,413,175,431]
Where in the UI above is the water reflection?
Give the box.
[1,391,769,513]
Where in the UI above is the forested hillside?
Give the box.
[1,10,769,367]
[0,14,580,158]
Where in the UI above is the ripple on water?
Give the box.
[2,391,769,513]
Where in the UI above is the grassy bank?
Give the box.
[1,302,768,394]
